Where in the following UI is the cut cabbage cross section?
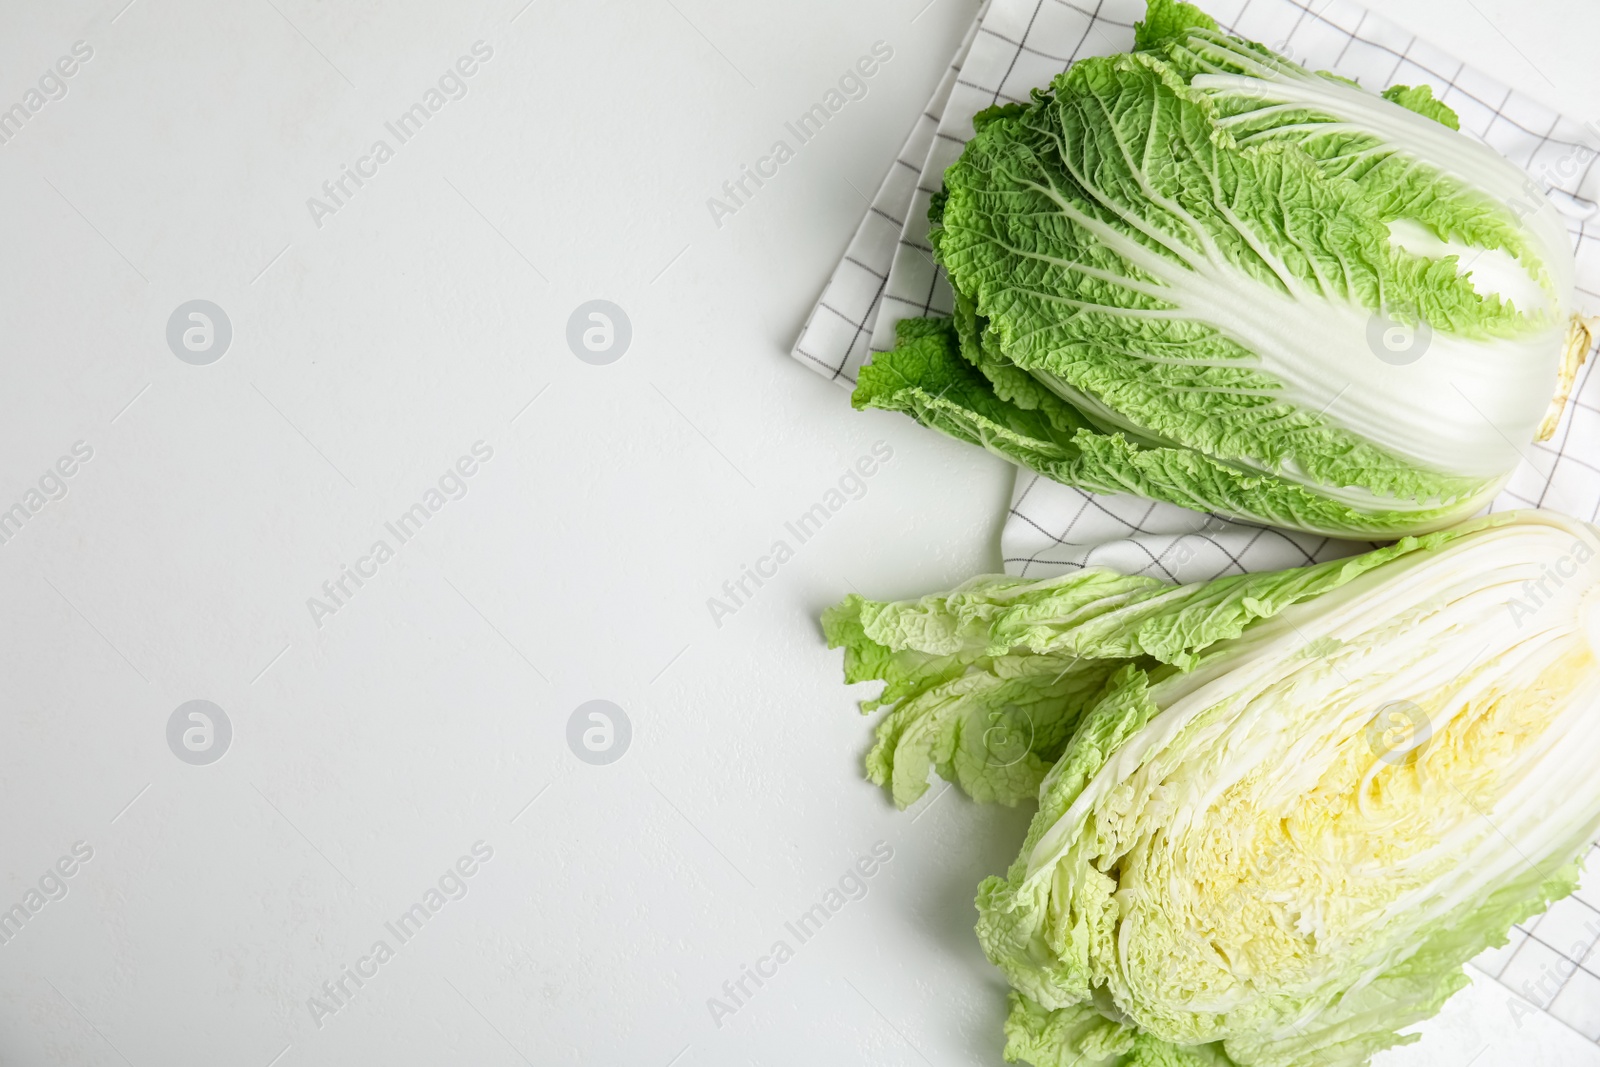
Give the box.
[826,510,1600,1066]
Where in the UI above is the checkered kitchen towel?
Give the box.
[791,0,1600,1040]
[794,0,1600,581]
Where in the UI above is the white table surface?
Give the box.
[2,0,1598,1064]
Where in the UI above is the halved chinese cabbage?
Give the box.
[827,510,1600,1065]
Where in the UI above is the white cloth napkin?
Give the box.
[791,0,1600,1039]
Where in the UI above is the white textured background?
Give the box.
[1,0,1597,1064]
